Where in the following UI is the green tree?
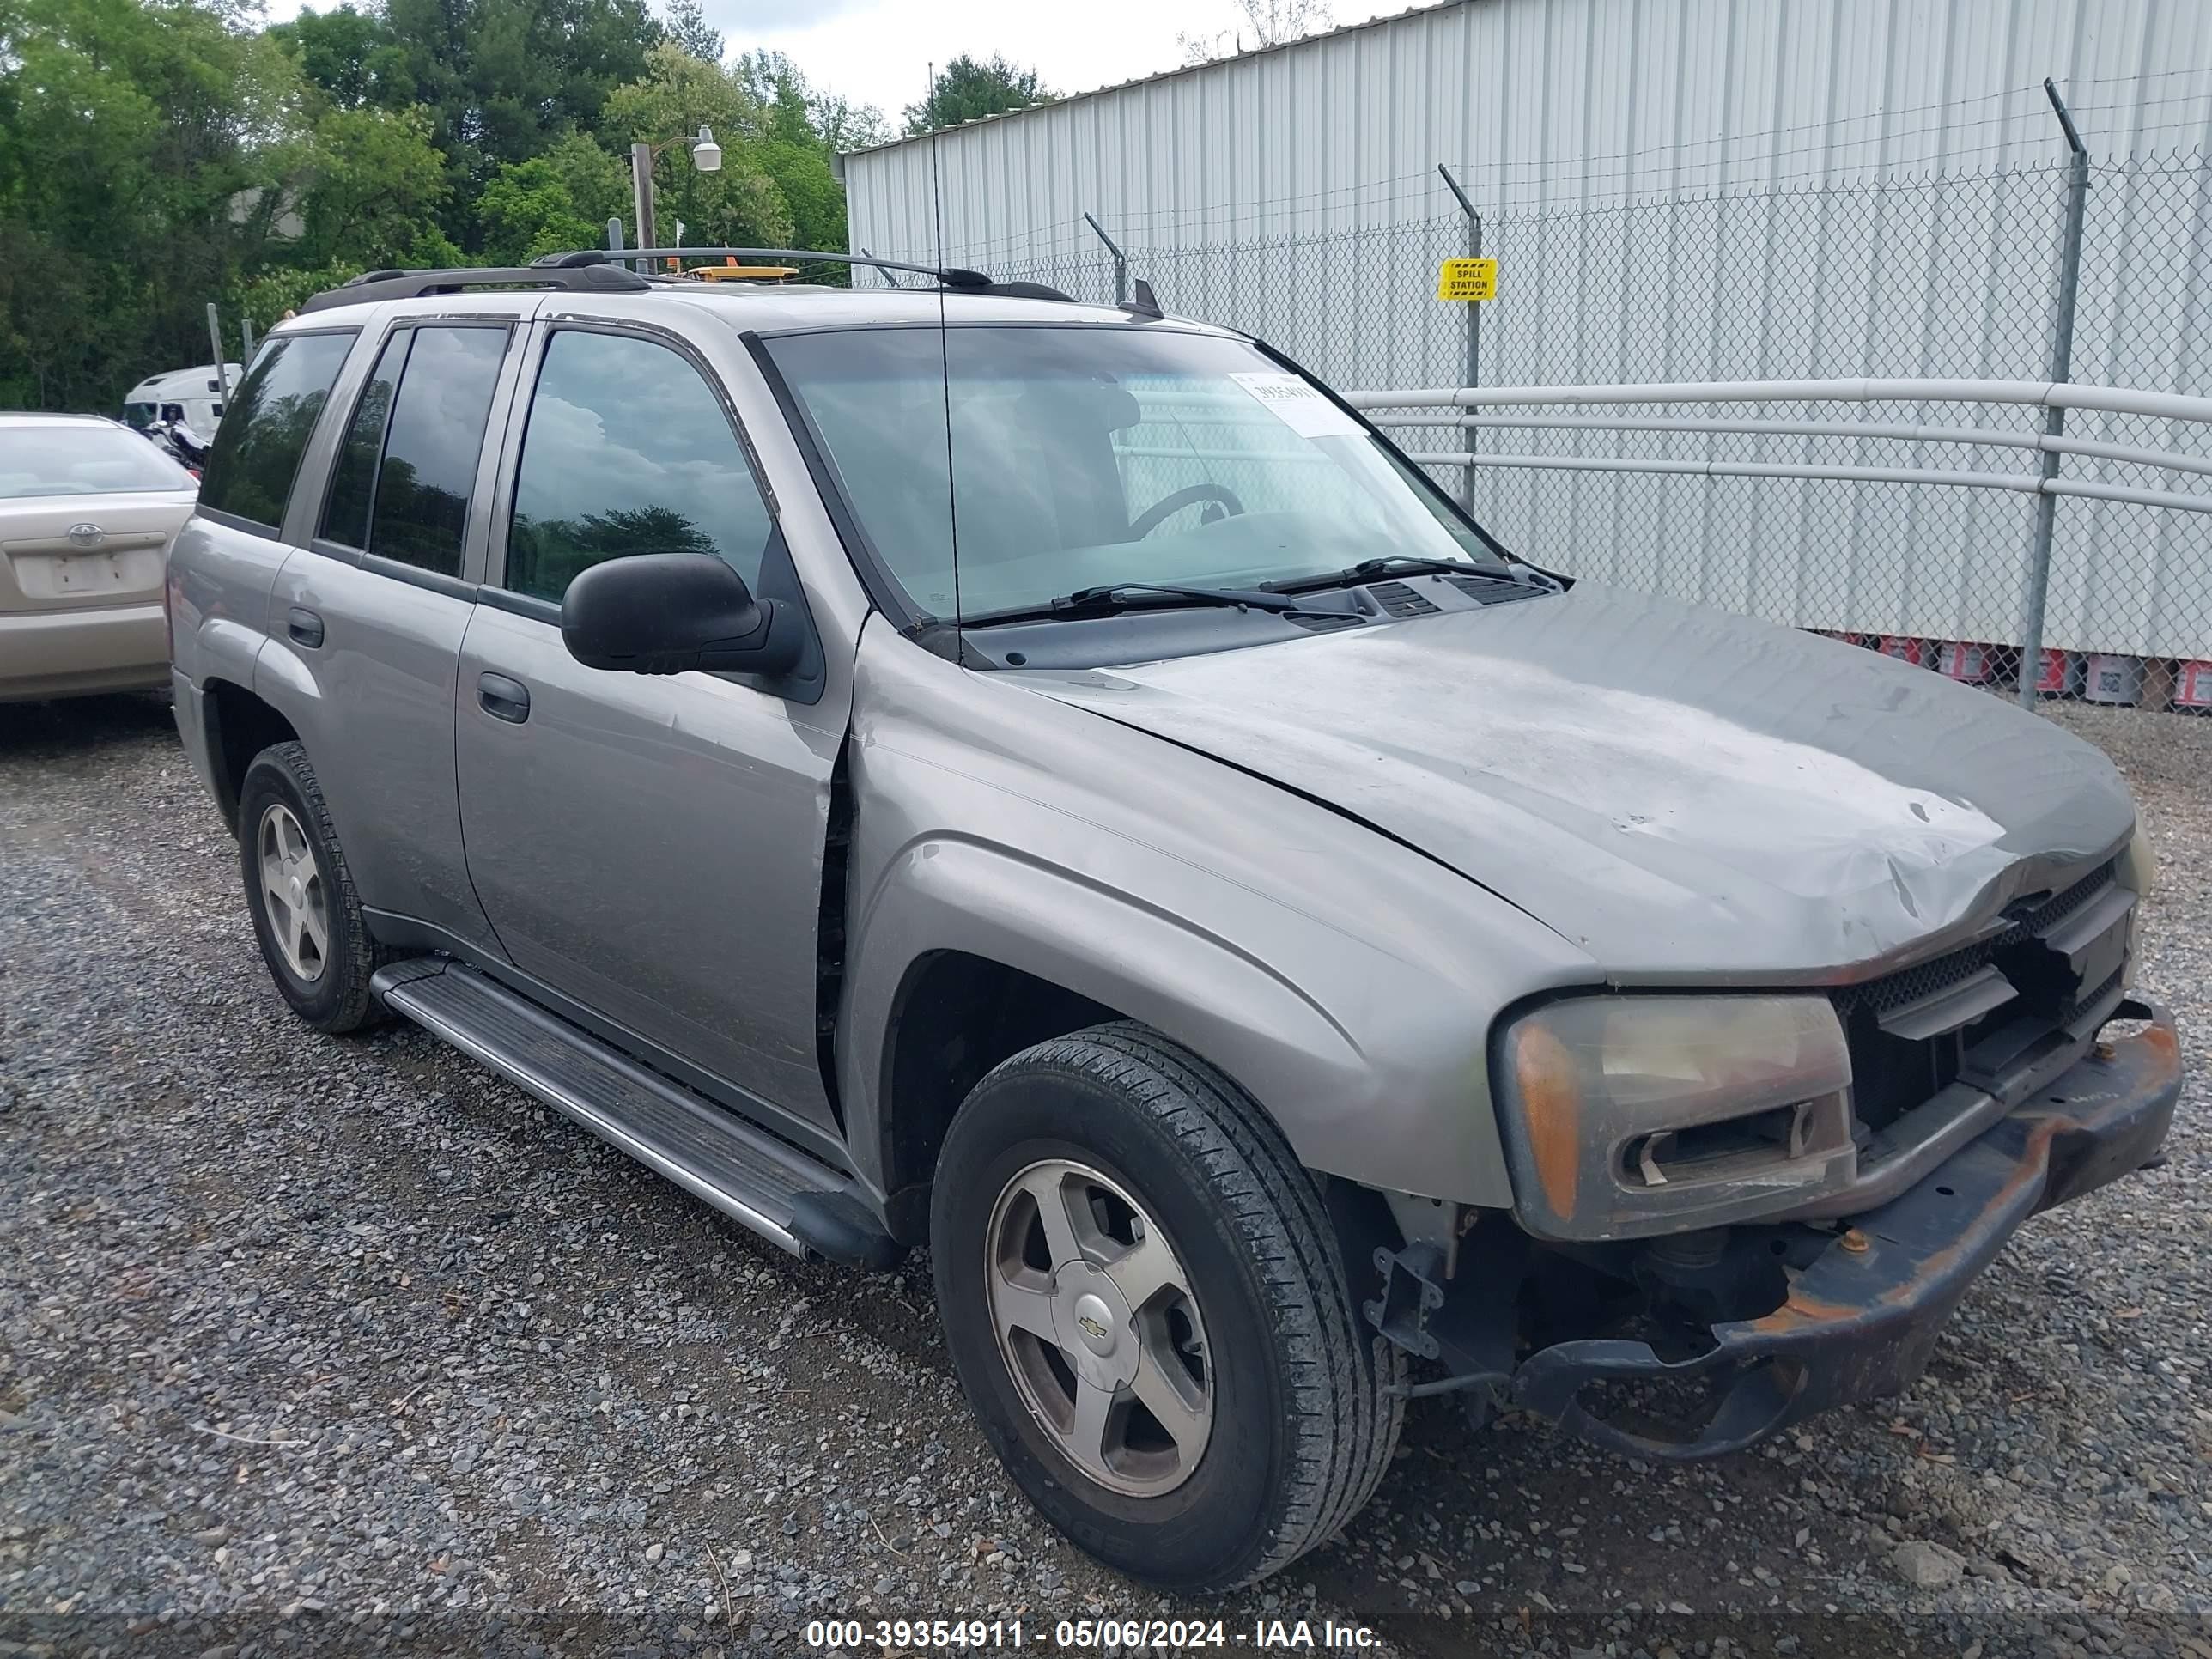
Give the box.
[735,48,884,155]
[599,44,791,248]
[384,0,661,243]
[269,4,416,111]
[661,0,720,64]
[0,0,308,407]
[0,0,878,411]
[901,53,1051,136]
[477,133,626,263]
[295,105,450,267]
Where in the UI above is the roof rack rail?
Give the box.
[297,263,649,314]
[535,246,998,289]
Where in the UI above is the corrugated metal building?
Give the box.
[845,0,2211,267]
[842,0,2212,671]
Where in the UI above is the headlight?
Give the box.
[1495,995,1857,1242]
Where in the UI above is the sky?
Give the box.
[264,0,1400,129]
[708,0,1395,122]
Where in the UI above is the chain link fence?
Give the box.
[951,148,2212,714]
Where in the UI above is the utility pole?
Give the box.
[629,127,721,273]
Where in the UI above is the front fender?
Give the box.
[842,831,1389,1176]
[838,619,1600,1214]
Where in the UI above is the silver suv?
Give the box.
[167,253,2182,1593]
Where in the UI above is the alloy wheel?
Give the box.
[257,802,329,983]
[984,1158,1213,1497]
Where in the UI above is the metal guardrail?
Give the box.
[1351,377,2212,708]
[1351,378,2212,511]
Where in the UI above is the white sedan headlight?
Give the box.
[1495,995,1857,1242]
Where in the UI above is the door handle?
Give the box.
[286,607,325,648]
[477,671,531,724]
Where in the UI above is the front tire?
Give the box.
[237,741,390,1033]
[931,1023,1401,1592]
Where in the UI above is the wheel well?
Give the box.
[204,678,299,834]
[879,952,1120,1242]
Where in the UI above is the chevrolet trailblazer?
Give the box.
[165,252,2181,1592]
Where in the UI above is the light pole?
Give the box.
[629,125,722,269]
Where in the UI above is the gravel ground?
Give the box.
[2,693,2208,1659]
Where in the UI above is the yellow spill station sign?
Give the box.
[1437,257,1499,301]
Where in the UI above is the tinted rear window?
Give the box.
[0,426,195,498]
[197,332,356,530]
[370,327,507,577]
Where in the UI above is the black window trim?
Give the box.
[315,324,415,556]
[474,584,561,625]
[312,318,517,581]
[193,325,360,542]
[487,315,781,599]
[364,550,480,604]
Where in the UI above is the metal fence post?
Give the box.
[1437,164,1483,510]
[204,304,229,398]
[629,142,659,276]
[1084,212,1129,306]
[239,317,255,369]
[2019,77,2090,709]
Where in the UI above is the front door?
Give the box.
[455,323,840,1135]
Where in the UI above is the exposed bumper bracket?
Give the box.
[1367,1224,1525,1400]
[1511,999,2181,1459]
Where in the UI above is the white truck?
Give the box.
[121,362,240,451]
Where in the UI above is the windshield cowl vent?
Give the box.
[1287,612,1364,633]
[1449,574,1549,606]
[1366,580,1440,618]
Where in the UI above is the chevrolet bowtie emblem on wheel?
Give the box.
[67,523,106,549]
[1076,1314,1109,1342]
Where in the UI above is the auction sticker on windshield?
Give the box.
[1228,371,1365,439]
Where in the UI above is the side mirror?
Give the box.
[561,553,802,678]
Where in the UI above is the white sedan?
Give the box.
[1,412,198,702]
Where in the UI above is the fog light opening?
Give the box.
[1620,1099,1830,1189]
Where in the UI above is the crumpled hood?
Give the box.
[1018,583,2136,979]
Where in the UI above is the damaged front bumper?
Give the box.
[1509,998,2182,1459]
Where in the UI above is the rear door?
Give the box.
[259,314,527,951]
[455,319,842,1139]
[173,327,361,720]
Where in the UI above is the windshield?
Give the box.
[0,425,195,498]
[765,325,1503,623]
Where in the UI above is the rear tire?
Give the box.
[931,1022,1401,1592]
[237,741,390,1033]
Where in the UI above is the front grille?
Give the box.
[1830,859,2121,1129]
[2060,965,2125,1028]
[1831,860,2115,1020]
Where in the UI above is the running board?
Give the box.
[371,960,899,1267]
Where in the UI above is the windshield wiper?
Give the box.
[963,581,1335,627]
[1266,555,1504,593]
[1061,580,1314,612]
